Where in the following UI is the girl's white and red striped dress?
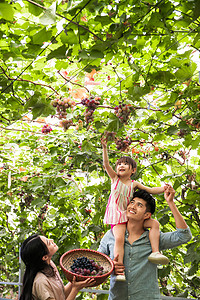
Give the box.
[104,178,135,225]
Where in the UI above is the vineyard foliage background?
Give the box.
[0,0,200,298]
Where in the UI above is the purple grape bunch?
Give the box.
[114,102,134,124]
[81,96,101,110]
[41,124,52,134]
[70,256,104,276]
[81,96,101,124]
[116,136,133,151]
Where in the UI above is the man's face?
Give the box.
[127,197,151,221]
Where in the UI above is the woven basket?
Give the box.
[60,249,114,287]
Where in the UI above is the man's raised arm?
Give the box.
[159,185,192,250]
[164,185,188,229]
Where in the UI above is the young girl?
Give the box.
[101,137,169,281]
[19,234,95,300]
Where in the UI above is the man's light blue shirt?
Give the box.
[98,227,192,300]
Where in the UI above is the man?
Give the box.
[98,186,192,299]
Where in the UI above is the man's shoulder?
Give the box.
[98,229,115,255]
[104,229,114,237]
[101,229,115,244]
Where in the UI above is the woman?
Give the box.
[19,234,95,300]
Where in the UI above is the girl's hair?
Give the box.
[116,156,137,170]
[19,234,54,300]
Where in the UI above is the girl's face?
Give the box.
[40,236,58,261]
[116,161,135,177]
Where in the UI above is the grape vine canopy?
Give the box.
[0,0,200,298]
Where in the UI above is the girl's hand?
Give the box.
[101,136,107,147]
[71,276,96,290]
[163,183,170,192]
[164,185,175,204]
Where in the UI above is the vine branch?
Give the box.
[0,66,59,95]
[57,71,90,93]
[25,0,103,42]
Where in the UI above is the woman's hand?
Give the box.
[71,276,96,290]
[66,276,96,300]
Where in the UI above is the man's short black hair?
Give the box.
[132,189,156,214]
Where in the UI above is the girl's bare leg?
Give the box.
[113,223,127,280]
[144,218,160,252]
[144,218,169,265]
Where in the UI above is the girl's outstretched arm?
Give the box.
[133,181,168,194]
[101,137,117,182]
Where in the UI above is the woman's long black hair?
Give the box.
[19,234,52,300]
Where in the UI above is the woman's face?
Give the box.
[40,236,58,259]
